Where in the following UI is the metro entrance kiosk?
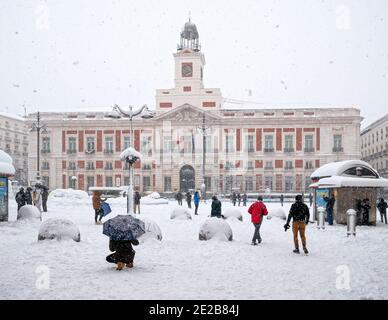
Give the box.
[0,150,16,222]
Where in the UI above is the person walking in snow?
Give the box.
[42,189,49,212]
[194,191,200,215]
[211,195,222,218]
[280,194,284,207]
[323,194,335,225]
[134,190,141,214]
[186,191,192,209]
[309,193,313,207]
[106,238,139,270]
[284,195,310,254]
[377,198,388,224]
[242,192,247,207]
[25,187,32,205]
[248,196,268,245]
[231,192,237,206]
[175,191,183,206]
[92,191,106,225]
[237,192,241,206]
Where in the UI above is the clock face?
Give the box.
[182,63,193,77]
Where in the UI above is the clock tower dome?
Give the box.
[174,18,205,91]
[155,19,223,112]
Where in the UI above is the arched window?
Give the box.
[342,166,378,178]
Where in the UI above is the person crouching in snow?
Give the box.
[284,195,310,254]
[106,238,139,270]
[248,195,268,245]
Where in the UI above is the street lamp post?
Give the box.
[197,112,211,202]
[31,112,47,183]
[106,104,154,214]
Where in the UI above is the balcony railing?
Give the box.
[284,148,295,153]
[333,147,344,152]
[304,147,315,153]
[104,149,114,154]
[41,149,50,154]
[104,166,113,170]
[67,149,77,154]
[264,166,274,170]
[264,148,274,153]
[86,167,95,171]
[285,166,294,170]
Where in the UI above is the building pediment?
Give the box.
[154,103,221,123]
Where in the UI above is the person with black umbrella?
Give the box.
[103,214,145,270]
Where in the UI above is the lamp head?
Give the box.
[104,105,122,119]
[140,105,155,119]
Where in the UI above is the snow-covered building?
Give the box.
[310,160,388,225]
[25,20,362,195]
[0,113,28,185]
[360,114,388,179]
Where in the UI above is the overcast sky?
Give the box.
[0,0,387,128]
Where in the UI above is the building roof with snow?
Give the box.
[0,149,16,176]
[310,160,388,188]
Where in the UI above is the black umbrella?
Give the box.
[103,214,145,241]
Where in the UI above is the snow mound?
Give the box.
[267,208,287,220]
[148,192,161,199]
[199,218,233,241]
[171,207,192,220]
[38,218,81,242]
[139,217,162,241]
[223,208,243,221]
[141,196,169,205]
[49,189,89,200]
[17,205,41,221]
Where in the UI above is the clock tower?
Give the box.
[155,19,223,112]
[173,18,205,91]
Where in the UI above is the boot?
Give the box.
[293,248,300,254]
[303,247,309,254]
[116,262,125,270]
[126,262,133,268]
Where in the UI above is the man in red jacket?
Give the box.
[248,196,268,245]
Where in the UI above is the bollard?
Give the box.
[317,207,326,229]
[347,209,357,236]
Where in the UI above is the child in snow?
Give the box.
[106,238,139,270]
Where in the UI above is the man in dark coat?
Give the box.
[25,187,33,205]
[284,195,310,254]
[323,194,335,225]
[42,189,49,212]
[186,191,192,209]
[15,187,26,211]
[106,239,139,270]
[231,192,237,206]
[237,192,241,206]
[242,193,248,206]
[377,198,388,224]
[280,194,284,207]
[175,191,183,206]
[211,196,222,218]
[134,191,141,214]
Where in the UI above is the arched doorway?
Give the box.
[180,165,195,191]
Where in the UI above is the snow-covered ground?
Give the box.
[1,194,388,300]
